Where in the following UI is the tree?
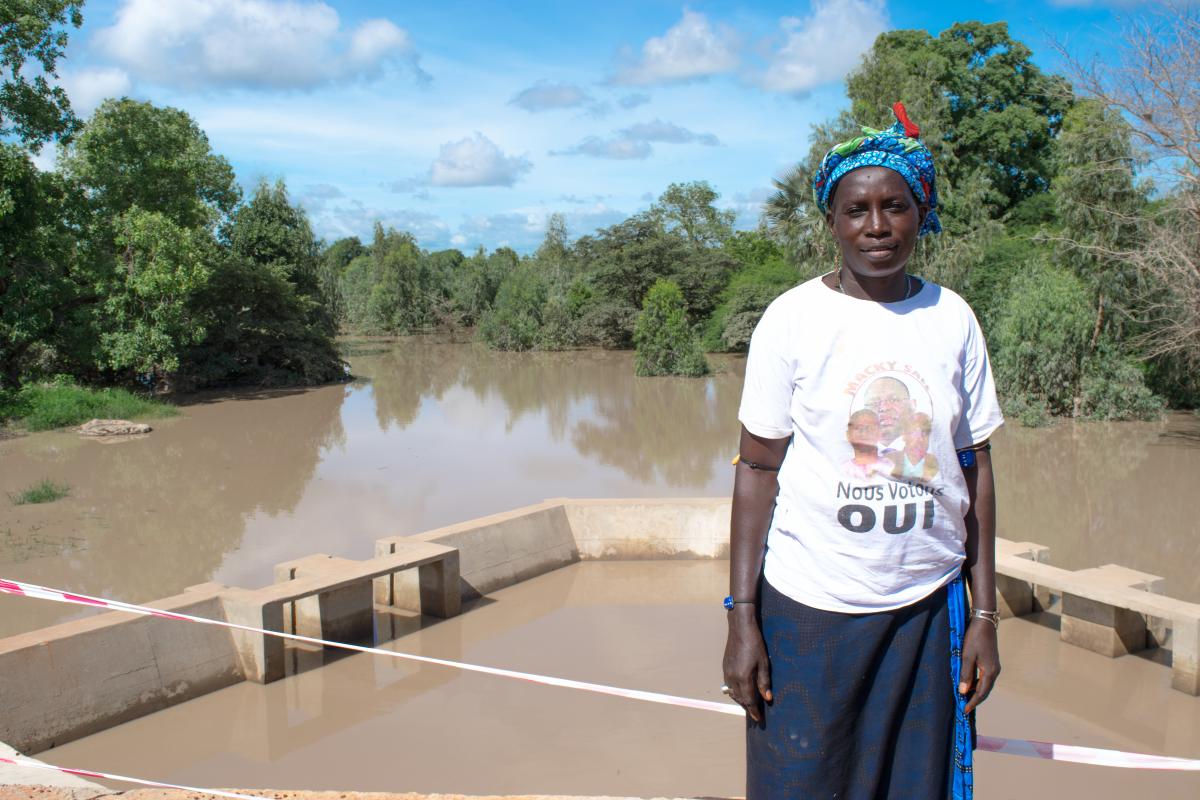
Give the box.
[0,0,83,148]
[1051,99,1147,350]
[478,262,547,351]
[61,98,241,231]
[633,279,709,377]
[846,22,1069,221]
[318,236,365,323]
[1054,2,1200,377]
[0,143,90,387]
[180,181,343,388]
[100,210,212,377]
[650,181,735,247]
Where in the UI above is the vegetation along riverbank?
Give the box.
[2,3,1197,429]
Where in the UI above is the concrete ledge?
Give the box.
[560,497,729,560]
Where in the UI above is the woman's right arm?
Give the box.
[722,425,790,722]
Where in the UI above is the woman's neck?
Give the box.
[836,267,911,303]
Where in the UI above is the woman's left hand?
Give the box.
[959,619,1000,714]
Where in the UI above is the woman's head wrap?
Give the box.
[812,102,941,236]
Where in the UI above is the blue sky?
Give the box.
[48,0,1146,252]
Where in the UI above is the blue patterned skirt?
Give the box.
[747,577,972,799]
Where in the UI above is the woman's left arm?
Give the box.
[960,445,1000,714]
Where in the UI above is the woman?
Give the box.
[722,103,1002,800]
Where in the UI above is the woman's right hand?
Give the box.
[722,605,772,722]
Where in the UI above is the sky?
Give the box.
[45,0,1150,253]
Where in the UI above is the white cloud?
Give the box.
[621,119,720,146]
[299,182,344,212]
[552,119,720,159]
[619,92,651,109]
[555,136,654,160]
[59,67,132,116]
[509,81,592,112]
[309,199,450,246]
[93,0,425,90]
[761,0,888,94]
[305,183,344,200]
[612,9,739,85]
[454,204,627,252]
[429,132,533,187]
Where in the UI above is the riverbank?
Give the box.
[0,384,176,433]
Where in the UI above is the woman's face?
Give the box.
[825,167,926,281]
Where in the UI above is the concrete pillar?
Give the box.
[1061,565,1164,658]
[997,573,1035,618]
[273,555,374,644]
[419,549,461,618]
[374,540,462,618]
[995,540,1050,618]
[221,591,286,684]
[1171,614,1200,695]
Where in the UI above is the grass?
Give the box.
[0,383,177,432]
[9,479,70,505]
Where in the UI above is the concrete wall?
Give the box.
[560,497,730,560]
[406,501,578,599]
[2,495,1198,757]
[0,589,241,754]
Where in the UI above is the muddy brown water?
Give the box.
[1,339,1198,637]
[39,561,1200,799]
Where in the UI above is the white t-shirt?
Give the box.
[738,276,1004,613]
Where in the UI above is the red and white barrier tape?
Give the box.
[0,754,262,798]
[2,576,1199,786]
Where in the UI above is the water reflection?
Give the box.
[356,339,743,487]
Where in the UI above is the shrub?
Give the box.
[992,263,1093,416]
[1079,347,1164,421]
[478,265,548,351]
[991,262,1162,420]
[633,280,710,377]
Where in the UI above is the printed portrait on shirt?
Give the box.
[844,371,938,482]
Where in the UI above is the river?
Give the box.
[0,337,1198,638]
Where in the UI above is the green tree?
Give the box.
[0,143,91,387]
[0,0,83,148]
[100,210,211,376]
[448,246,513,327]
[1052,99,1147,350]
[61,98,241,231]
[703,231,803,352]
[180,181,343,388]
[847,21,1070,219]
[650,181,736,246]
[633,279,709,377]
[992,262,1093,419]
[478,262,547,351]
[368,224,434,332]
[317,236,365,323]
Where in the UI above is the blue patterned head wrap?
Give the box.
[813,102,941,236]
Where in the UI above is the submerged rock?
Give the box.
[76,419,152,437]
